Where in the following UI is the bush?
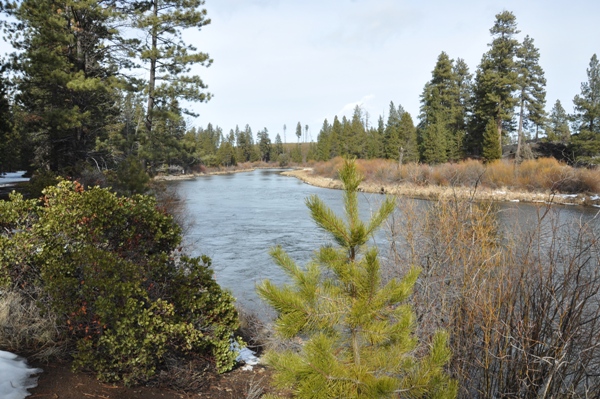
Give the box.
[386,198,600,397]
[0,181,240,384]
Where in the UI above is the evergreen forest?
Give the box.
[1,7,599,184]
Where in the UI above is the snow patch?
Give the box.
[231,341,260,366]
[0,351,42,399]
[557,194,578,198]
[591,195,600,201]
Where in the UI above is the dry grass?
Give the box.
[298,158,600,206]
[0,289,63,359]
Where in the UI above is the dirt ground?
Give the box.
[28,360,273,399]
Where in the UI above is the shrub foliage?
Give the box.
[0,180,239,384]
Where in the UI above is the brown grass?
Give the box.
[298,158,600,206]
[0,289,63,360]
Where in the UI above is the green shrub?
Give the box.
[0,180,240,384]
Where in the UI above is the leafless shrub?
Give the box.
[313,158,600,194]
[386,197,600,398]
[237,306,302,356]
[151,182,194,237]
[154,353,212,391]
[244,375,266,399]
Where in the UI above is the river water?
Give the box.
[171,169,600,315]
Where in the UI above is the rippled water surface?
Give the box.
[171,169,388,314]
[171,169,600,315]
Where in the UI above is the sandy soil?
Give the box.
[281,168,600,208]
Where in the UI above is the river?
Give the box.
[170,169,600,316]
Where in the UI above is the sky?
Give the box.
[1,0,599,142]
[191,0,600,141]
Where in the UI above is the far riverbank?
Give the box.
[282,168,600,208]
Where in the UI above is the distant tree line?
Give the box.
[1,7,599,183]
[312,11,600,166]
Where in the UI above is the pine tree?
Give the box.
[420,113,448,164]
[408,56,473,163]
[570,54,600,164]
[398,111,419,163]
[4,0,121,172]
[258,159,457,399]
[0,70,19,173]
[418,52,455,163]
[468,11,520,156]
[515,35,547,161]
[274,133,284,156]
[348,105,367,158]
[339,115,352,156]
[329,116,342,158]
[257,128,272,162]
[383,101,402,160]
[316,118,332,161]
[132,0,212,135]
[448,58,473,160]
[482,118,502,161]
[544,100,570,143]
[296,122,302,143]
[217,130,237,166]
[198,123,221,156]
[364,116,384,159]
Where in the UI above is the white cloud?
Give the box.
[336,94,376,119]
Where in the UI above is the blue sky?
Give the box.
[1,0,598,142]
[194,0,599,141]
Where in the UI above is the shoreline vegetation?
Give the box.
[154,158,600,208]
[281,168,600,207]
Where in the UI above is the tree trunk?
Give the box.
[145,0,158,134]
[398,146,404,169]
[496,117,503,158]
[516,97,525,163]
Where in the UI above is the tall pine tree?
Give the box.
[468,11,520,157]
[4,0,122,172]
[570,54,600,164]
[515,35,546,161]
[131,0,211,172]
[544,100,570,143]
[416,56,472,163]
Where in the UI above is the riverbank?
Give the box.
[282,168,600,208]
[153,169,258,181]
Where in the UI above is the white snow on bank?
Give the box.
[0,351,42,399]
[0,171,29,186]
[591,195,600,201]
[231,341,260,371]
